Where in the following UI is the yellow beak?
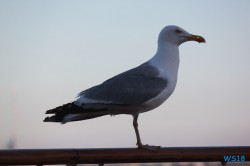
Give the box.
[188,34,206,43]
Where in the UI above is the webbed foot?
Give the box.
[138,143,161,152]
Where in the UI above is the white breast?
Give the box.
[141,43,180,112]
[142,72,177,112]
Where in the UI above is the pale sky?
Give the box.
[0,0,250,149]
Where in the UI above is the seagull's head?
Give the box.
[158,25,206,46]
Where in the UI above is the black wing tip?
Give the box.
[43,116,53,122]
[43,116,61,122]
[43,116,51,122]
[45,109,56,114]
[45,102,77,114]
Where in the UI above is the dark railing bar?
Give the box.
[0,146,249,165]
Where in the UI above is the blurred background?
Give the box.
[0,0,250,154]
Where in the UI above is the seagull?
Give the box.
[44,25,205,151]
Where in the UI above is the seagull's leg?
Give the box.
[133,114,143,146]
[133,114,161,152]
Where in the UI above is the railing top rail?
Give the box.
[0,146,249,165]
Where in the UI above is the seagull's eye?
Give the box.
[175,29,182,34]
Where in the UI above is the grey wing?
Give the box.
[78,63,168,105]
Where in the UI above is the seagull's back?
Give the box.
[77,62,168,106]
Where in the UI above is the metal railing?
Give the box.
[0,146,249,165]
